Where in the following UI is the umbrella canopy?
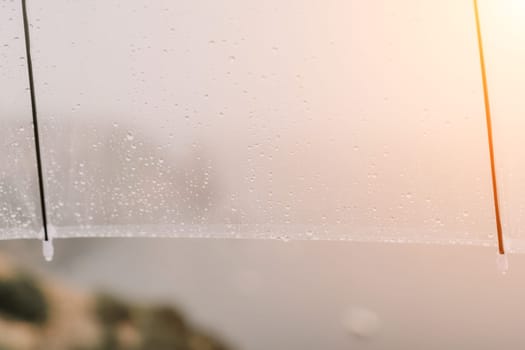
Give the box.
[2,0,522,251]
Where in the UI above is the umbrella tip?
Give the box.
[42,225,55,262]
[43,239,54,262]
[496,252,508,275]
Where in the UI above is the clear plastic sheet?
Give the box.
[6,0,502,245]
[0,1,40,238]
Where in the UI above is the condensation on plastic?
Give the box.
[0,1,41,239]
[21,0,501,245]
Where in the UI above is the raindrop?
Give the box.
[126,132,134,141]
[342,307,381,340]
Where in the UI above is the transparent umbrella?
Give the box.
[2,0,521,263]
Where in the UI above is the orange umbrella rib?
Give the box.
[473,0,505,254]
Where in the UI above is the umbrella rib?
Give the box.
[473,0,505,254]
[21,0,49,242]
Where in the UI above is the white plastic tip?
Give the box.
[496,253,508,275]
[43,239,54,262]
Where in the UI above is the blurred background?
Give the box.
[0,239,523,349]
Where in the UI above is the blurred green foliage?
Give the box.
[0,274,48,324]
[95,294,231,350]
[0,278,232,350]
[96,294,133,326]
